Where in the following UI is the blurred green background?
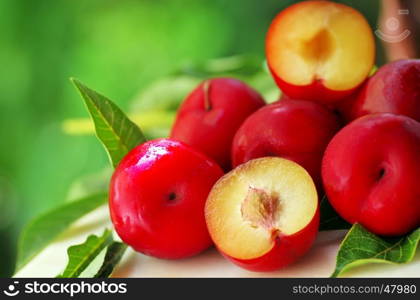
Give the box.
[0,0,382,276]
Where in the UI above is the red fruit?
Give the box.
[276,93,347,124]
[109,138,224,259]
[232,100,341,190]
[170,78,265,170]
[334,85,365,123]
[205,157,319,272]
[322,114,420,236]
[343,59,420,122]
[266,0,375,104]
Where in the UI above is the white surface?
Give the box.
[15,205,420,278]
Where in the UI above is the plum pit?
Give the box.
[241,186,281,236]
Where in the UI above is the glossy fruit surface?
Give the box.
[343,59,420,122]
[110,138,224,259]
[322,114,420,236]
[170,78,265,170]
[232,100,341,189]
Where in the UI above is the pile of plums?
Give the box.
[109,1,420,272]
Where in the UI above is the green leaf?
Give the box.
[71,78,146,168]
[59,230,113,278]
[319,196,351,231]
[331,224,420,277]
[16,192,108,272]
[94,242,128,278]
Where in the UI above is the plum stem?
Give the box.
[203,80,212,111]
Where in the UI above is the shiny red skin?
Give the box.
[275,93,347,125]
[322,114,420,236]
[109,138,224,259]
[170,78,265,171]
[223,207,320,272]
[232,100,341,190]
[269,66,362,105]
[343,60,420,122]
